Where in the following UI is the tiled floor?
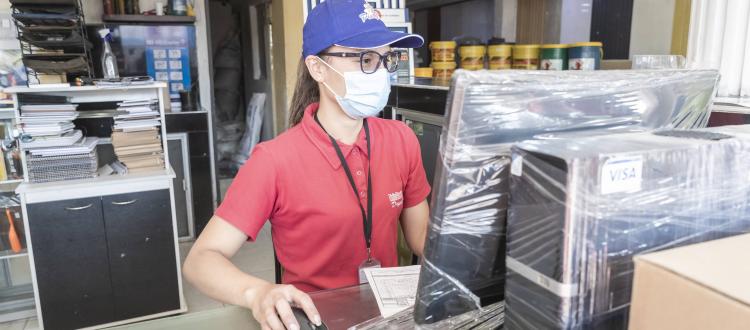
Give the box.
[0,222,275,329]
[0,318,37,330]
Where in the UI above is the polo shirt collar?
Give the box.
[301,103,370,170]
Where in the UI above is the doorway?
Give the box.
[206,0,275,229]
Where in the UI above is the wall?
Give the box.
[516,0,563,44]
[499,0,516,42]
[439,0,495,42]
[629,0,676,56]
[270,0,303,134]
[83,0,164,24]
[560,0,592,44]
[670,0,691,56]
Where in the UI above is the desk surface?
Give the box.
[109,284,381,330]
[109,283,503,330]
[311,284,379,330]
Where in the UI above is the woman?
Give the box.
[183,1,430,329]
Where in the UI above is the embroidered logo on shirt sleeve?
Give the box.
[388,191,404,208]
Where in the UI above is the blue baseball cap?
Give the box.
[302,0,424,57]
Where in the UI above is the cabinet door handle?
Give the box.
[111,199,138,206]
[65,204,93,211]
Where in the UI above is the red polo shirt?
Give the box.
[215,103,431,292]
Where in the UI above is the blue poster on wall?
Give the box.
[143,27,192,98]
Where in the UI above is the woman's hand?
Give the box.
[247,283,322,330]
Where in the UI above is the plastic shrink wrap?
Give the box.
[505,126,750,329]
[413,69,719,325]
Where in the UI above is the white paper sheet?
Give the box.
[21,104,77,111]
[28,137,98,157]
[363,265,421,318]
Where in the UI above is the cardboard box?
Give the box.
[629,233,750,330]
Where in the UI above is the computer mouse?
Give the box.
[292,307,328,330]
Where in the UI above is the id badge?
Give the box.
[358,257,381,284]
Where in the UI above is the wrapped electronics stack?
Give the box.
[413,69,720,326]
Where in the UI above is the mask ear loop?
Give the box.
[315,56,346,98]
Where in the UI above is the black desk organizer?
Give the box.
[10,0,93,85]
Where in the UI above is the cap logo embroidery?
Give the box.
[388,191,403,208]
[358,3,382,23]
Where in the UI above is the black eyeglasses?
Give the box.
[319,50,401,74]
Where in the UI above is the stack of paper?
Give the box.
[22,130,83,149]
[363,265,422,318]
[18,103,102,183]
[19,103,79,138]
[26,137,99,183]
[113,99,161,132]
[112,99,164,173]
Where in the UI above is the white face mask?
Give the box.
[317,57,391,119]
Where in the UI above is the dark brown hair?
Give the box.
[288,58,320,127]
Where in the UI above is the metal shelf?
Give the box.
[0,250,28,261]
[76,109,120,119]
[0,109,15,120]
[102,14,196,24]
[0,180,23,185]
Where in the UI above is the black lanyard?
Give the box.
[314,113,373,256]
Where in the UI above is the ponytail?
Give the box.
[288,58,320,127]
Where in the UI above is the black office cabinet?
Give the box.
[26,197,115,330]
[102,190,180,320]
[26,189,180,329]
[168,137,192,238]
[165,112,215,235]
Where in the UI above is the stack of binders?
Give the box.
[111,99,164,173]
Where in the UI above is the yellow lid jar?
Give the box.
[488,44,512,70]
[414,67,433,78]
[459,45,486,70]
[512,44,541,70]
[429,41,457,62]
[431,61,457,80]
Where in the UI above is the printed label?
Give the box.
[513,59,539,69]
[460,57,483,70]
[490,56,512,69]
[511,156,523,176]
[601,156,643,194]
[569,58,595,70]
[540,59,563,70]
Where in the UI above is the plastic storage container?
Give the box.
[512,45,540,69]
[414,67,433,78]
[488,44,512,70]
[459,45,486,70]
[431,61,456,79]
[569,41,602,70]
[540,44,568,70]
[429,41,456,63]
